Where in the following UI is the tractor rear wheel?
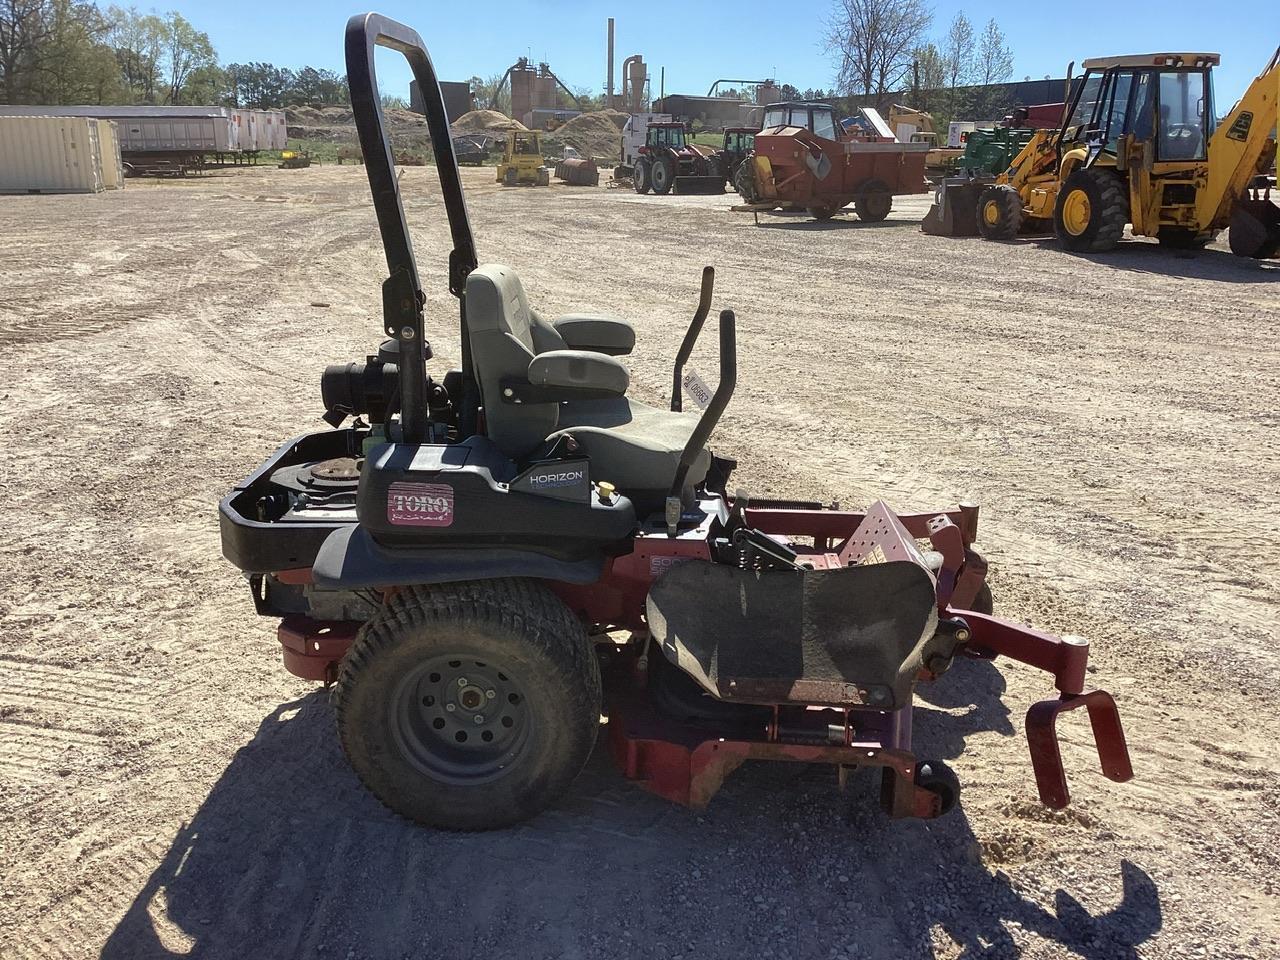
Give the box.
[1053,168,1127,252]
[976,184,1023,241]
[335,579,601,831]
[855,180,892,222]
[651,157,674,195]
[633,159,651,194]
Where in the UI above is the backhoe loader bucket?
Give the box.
[921,179,983,236]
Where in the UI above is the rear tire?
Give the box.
[335,579,601,831]
[976,184,1023,240]
[1053,168,1127,252]
[633,159,651,194]
[855,180,892,222]
[651,156,674,195]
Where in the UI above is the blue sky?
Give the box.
[167,1,1272,107]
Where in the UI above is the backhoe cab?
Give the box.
[925,49,1280,258]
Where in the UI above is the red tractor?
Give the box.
[633,122,724,195]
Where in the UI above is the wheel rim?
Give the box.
[1062,190,1091,236]
[653,162,668,190]
[983,199,1000,226]
[391,655,532,785]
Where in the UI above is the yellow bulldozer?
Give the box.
[496,130,550,187]
[924,49,1279,258]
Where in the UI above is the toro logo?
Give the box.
[387,482,454,527]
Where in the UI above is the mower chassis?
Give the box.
[273,497,1132,816]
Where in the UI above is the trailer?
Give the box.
[0,105,287,175]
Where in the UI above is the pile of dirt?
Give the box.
[544,109,627,162]
[451,109,528,135]
[285,105,427,150]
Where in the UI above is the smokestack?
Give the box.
[606,18,615,109]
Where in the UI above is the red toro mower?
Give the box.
[219,13,1133,830]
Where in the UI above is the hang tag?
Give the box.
[681,369,713,410]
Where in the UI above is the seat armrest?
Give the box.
[551,315,636,356]
[528,350,629,398]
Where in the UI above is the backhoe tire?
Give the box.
[855,180,892,222]
[1053,168,1127,252]
[651,156,674,195]
[334,579,601,831]
[633,159,651,194]
[1157,227,1214,250]
[976,184,1024,241]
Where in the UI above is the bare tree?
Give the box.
[942,11,973,114]
[975,18,1013,86]
[824,0,932,106]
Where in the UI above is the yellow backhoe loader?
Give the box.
[924,49,1279,258]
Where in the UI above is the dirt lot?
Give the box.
[1,164,1277,960]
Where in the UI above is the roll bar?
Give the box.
[666,307,736,536]
[344,12,479,444]
[670,267,715,413]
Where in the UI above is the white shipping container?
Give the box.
[242,110,261,151]
[0,116,108,193]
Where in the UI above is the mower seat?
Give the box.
[466,265,710,512]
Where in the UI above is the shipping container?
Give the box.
[0,116,114,193]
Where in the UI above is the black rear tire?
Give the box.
[855,180,892,222]
[976,184,1024,240]
[651,156,674,195]
[335,579,601,831]
[633,158,651,194]
[1053,167,1128,252]
[733,155,756,201]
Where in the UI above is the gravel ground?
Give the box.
[1,164,1277,960]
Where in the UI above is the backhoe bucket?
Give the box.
[921,179,983,236]
[676,175,726,195]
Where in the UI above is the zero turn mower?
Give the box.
[219,13,1134,831]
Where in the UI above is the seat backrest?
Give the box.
[465,264,561,460]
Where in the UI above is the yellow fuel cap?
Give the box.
[597,481,616,501]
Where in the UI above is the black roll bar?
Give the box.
[671,266,715,412]
[666,309,736,536]
[344,12,480,444]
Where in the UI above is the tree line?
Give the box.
[825,0,1027,130]
[0,0,350,107]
